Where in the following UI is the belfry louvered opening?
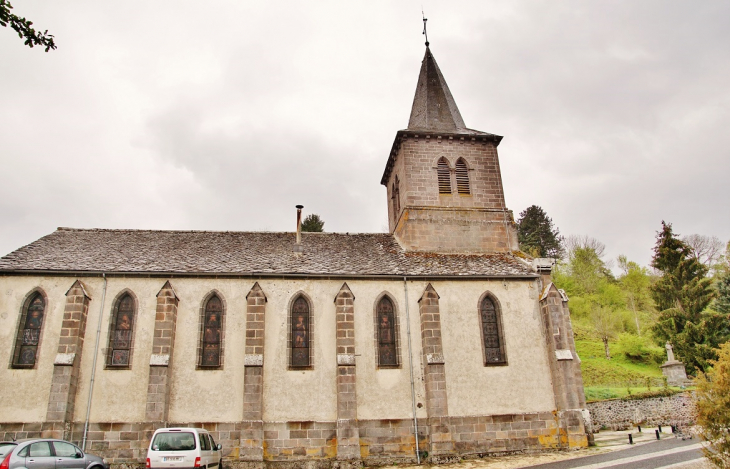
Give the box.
[391,176,400,216]
[437,158,452,194]
[455,159,470,195]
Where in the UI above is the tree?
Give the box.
[592,304,622,359]
[694,341,730,468]
[553,236,628,355]
[716,268,730,315]
[618,255,655,335]
[682,234,724,270]
[516,205,564,258]
[651,221,723,372]
[1,1,56,51]
[714,241,730,315]
[301,214,325,232]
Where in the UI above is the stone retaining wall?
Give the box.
[587,393,695,431]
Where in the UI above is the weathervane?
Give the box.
[422,11,429,46]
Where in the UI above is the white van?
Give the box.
[146,428,222,469]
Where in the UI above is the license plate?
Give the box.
[163,457,183,462]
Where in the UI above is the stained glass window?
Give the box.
[377,296,398,366]
[107,293,135,367]
[291,297,310,367]
[480,296,506,365]
[201,295,223,367]
[13,293,45,368]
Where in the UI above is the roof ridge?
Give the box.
[55,227,393,236]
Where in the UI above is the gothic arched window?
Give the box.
[394,176,401,214]
[12,292,46,368]
[376,296,399,367]
[107,292,136,367]
[290,295,311,368]
[480,295,507,365]
[455,158,470,195]
[437,157,452,194]
[200,294,224,367]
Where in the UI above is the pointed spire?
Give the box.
[407,47,467,133]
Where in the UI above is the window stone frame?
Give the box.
[373,292,402,369]
[104,290,139,369]
[287,292,314,370]
[197,290,227,370]
[478,291,508,366]
[10,288,48,369]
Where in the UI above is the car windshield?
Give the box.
[151,432,196,451]
[0,443,16,457]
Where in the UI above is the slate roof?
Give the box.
[406,47,499,138]
[0,228,536,278]
[381,47,502,185]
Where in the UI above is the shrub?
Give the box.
[694,341,730,468]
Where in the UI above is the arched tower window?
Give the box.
[107,292,136,367]
[437,158,452,194]
[455,158,470,195]
[200,294,224,367]
[375,295,400,367]
[394,176,400,214]
[12,291,46,368]
[290,295,311,368]
[480,295,507,365]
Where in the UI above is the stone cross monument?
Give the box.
[661,342,689,386]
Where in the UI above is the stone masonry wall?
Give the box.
[393,136,507,213]
[385,135,519,254]
[0,412,578,469]
[587,393,696,431]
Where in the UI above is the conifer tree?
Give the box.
[714,241,730,315]
[301,214,325,232]
[516,205,564,258]
[651,221,724,372]
[716,273,730,315]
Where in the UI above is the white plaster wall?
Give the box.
[348,280,427,421]
[1,275,557,426]
[69,277,158,423]
[437,279,556,415]
[166,278,247,423]
[0,276,68,422]
[260,279,338,422]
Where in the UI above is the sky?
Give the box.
[2,1,729,269]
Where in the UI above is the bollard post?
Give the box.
[656,430,660,440]
[658,425,662,433]
[671,425,676,434]
[629,434,634,445]
[638,425,642,433]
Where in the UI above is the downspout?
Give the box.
[403,276,420,465]
[82,273,107,451]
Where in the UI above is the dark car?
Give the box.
[0,439,108,469]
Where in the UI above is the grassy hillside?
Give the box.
[571,323,687,401]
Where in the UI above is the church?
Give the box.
[0,43,590,467]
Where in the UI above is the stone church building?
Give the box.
[0,45,590,467]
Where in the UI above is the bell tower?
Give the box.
[381,46,519,254]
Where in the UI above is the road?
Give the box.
[523,437,706,469]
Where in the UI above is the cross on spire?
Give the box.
[422,12,429,46]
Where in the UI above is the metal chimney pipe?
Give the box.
[296,205,304,244]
